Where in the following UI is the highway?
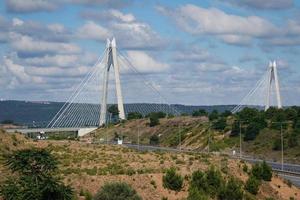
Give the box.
[123,143,300,187]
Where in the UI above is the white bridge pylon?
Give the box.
[265,61,282,111]
[99,38,125,126]
[232,61,282,114]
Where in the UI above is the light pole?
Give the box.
[208,122,211,154]
[178,123,181,152]
[238,120,248,159]
[138,122,140,151]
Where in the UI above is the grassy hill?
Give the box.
[90,114,300,165]
[0,129,299,200]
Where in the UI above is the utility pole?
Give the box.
[208,123,211,154]
[138,122,140,151]
[239,121,242,159]
[179,124,181,152]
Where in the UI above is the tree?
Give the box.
[288,132,298,148]
[0,148,74,200]
[162,168,183,191]
[149,115,159,127]
[149,134,159,145]
[218,177,243,200]
[251,161,272,182]
[213,118,227,131]
[230,120,240,137]
[272,138,281,151]
[209,110,219,121]
[285,108,298,121]
[244,123,260,141]
[94,182,142,200]
[127,112,143,120]
[190,170,208,193]
[108,105,119,117]
[221,110,232,118]
[187,187,209,200]
[192,109,208,117]
[245,176,260,195]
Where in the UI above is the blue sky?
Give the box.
[0,0,300,106]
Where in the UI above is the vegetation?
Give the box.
[245,176,261,195]
[0,148,74,200]
[192,109,208,117]
[94,182,142,200]
[251,161,272,182]
[149,134,159,145]
[162,167,183,191]
[127,112,143,120]
[218,177,243,200]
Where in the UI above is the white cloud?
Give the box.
[77,21,110,41]
[5,0,57,13]
[10,34,81,55]
[80,9,166,49]
[125,51,169,73]
[158,5,278,38]
[12,18,24,26]
[225,0,294,10]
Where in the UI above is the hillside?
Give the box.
[90,113,300,164]
[0,129,299,200]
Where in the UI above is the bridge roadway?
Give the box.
[6,127,98,137]
[124,144,300,187]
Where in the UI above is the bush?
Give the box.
[190,167,223,197]
[127,112,143,120]
[94,182,141,200]
[251,161,272,181]
[209,110,219,121]
[162,168,183,191]
[213,118,227,131]
[187,187,209,200]
[149,115,159,127]
[149,134,159,145]
[218,177,243,200]
[192,109,208,117]
[272,138,281,151]
[244,123,260,141]
[245,176,260,195]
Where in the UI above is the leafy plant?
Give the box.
[162,167,183,191]
[94,182,141,200]
[218,177,243,200]
[245,176,260,195]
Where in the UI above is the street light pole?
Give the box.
[280,123,283,171]
[239,121,242,159]
[208,123,211,154]
[179,124,181,152]
[138,122,140,151]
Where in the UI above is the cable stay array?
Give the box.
[47,40,179,128]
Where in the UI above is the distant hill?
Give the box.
[0,100,235,127]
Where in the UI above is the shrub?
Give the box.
[94,182,141,200]
[213,118,227,131]
[244,123,260,141]
[149,115,159,127]
[218,177,243,200]
[187,187,209,200]
[149,134,159,145]
[245,176,260,195]
[162,168,183,191]
[272,139,281,151]
[127,112,143,120]
[251,161,272,181]
[190,170,207,192]
[192,109,208,117]
[206,167,223,196]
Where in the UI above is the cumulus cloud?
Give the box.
[79,9,166,50]
[125,51,169,73]
[224,0,294,10]
[10,33,81,56]
[5,0,57,13]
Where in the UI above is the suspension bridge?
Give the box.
[8,38,283,136]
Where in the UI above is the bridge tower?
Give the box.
[265,61,282,111]
[99,38,125,126]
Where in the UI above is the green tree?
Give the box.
[206,167,223,196]
[230,120,240,137]
[190,170,208,193]
[149,115,159,127]
[288,133,298,148]
[245,176,260,195]
[108,105,119,117]
[192,109,208,117]
[162,168,183,191]
[209,110,219,121]
[127,112,143,120]
[187,187,209,200]
[251,162,272,181]
[218,177,243,200]
[272,138,281,151]
[0,148,74,200]
[213,118,227,131]
[94,182,142,200]
[149,134,159,145]
[244,123,260,141]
